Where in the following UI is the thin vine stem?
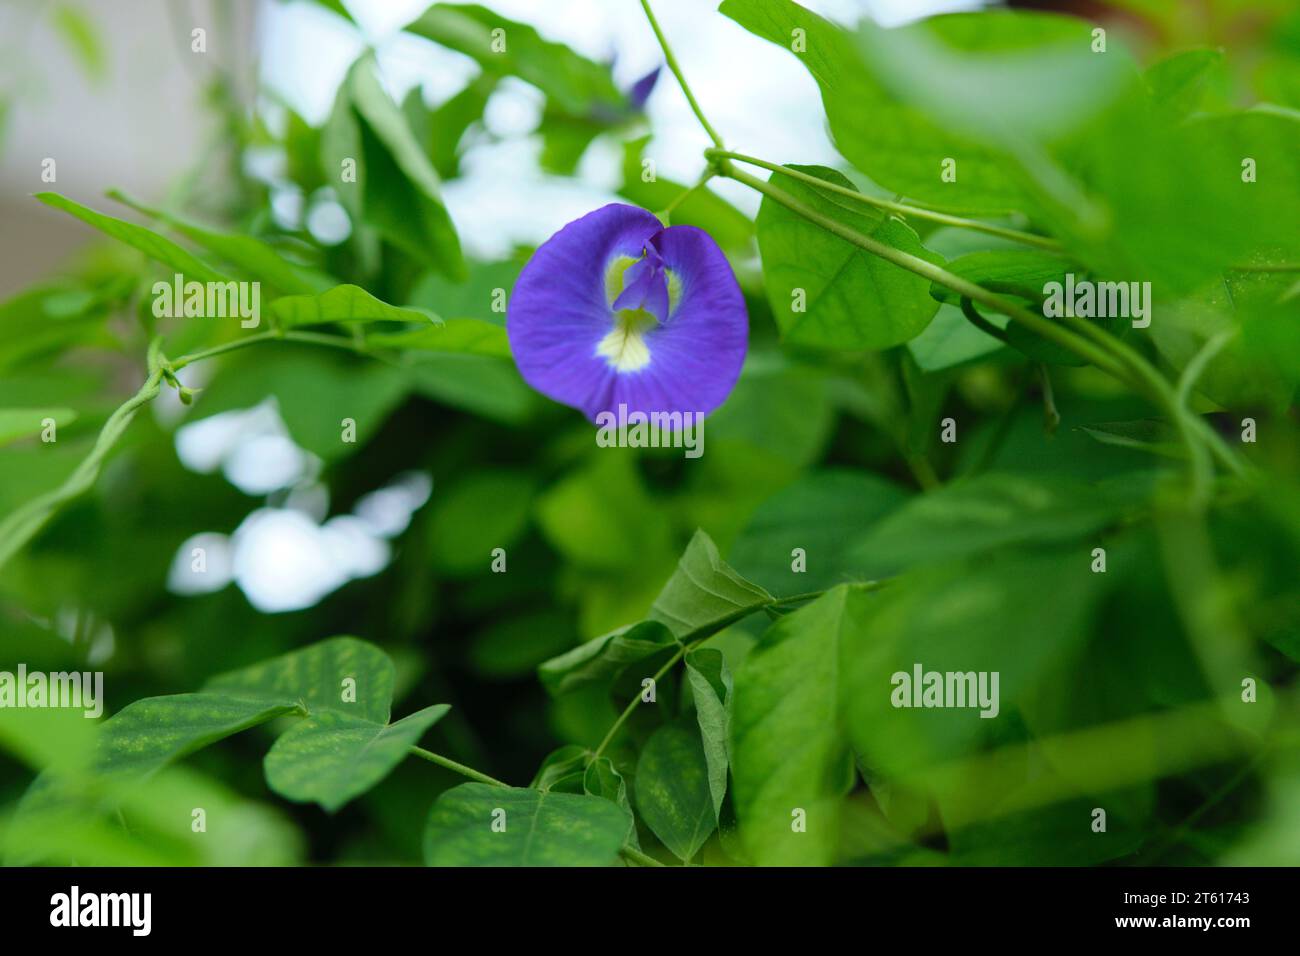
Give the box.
[620,845,667,867]
[708,149,1062,251]
[633,0,1247,505]
[592,645,687,763]
[170,329,370,369]
[591,581,888,763]
[720,162,1230,505]
[660,170,715,222]
[0,360,164,570]
[639,0,725,149]
[725,163,1131,379]
[0,328,379,573]
[409,746,510,788]
[1176,327,1239,408]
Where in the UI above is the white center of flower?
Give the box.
[596,254,681,373]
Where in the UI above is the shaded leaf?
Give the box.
[731,586,864,865]
[35,192,230,284]
[205,635,395,725]
[685,647,732,818]
[728,469,909,593]
[583,756,639,849]
[265,704,449,812]
[539,619,676,696]
[648,529,774,638]
[635,717,716,861]
[422,782,631,866]
[756,165,943,349]
[845,472,1149,576]
[107,190,332,295]
[324,54,464,278]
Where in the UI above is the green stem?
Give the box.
[1037,363,1060,436]
[0,360,165,571]
[170,329,369,370]
[620,845,666,867]
[590,582,890,763]
[959,296,1010,344]
[727,164,1128,379]
[1176,327,1238,408]
[592,645,687,763]
[660,171,714,222]
[639,0,725,149]
[770,589,832,605]
[409,746,510,788]
[0,326,383,573]
[710,149,1062,251]
[721,163,1232,506]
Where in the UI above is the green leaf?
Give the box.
[269,283,437,329]
[408,259,522,322]
[1077,420,1184,459]
[648,529,775,638]
[906,302,1007,371]
[367,319,510,358]
[422,782,631,866]
[928,250,1072,307]
[1150,277,1295,409]
[845,472,1149,576]
[719,0,1033,213]
[35,193,231,284]
[324,54,464,278]
[841,545,1107,781]
[728,469,910,593]
[0,408,76,447]
[65,694,298,780]
[405,4,623,117]
[731,586,864,865]
[927,249,1107,366]
[539,619,676,696]
[405,352,534,425]
[106,190,332,296]
[756,165,943,349]
[206,637,450,811]
[403,75,498,180]
[851,11,1135,148]
[583,757,639,848]
[635,717,717,861]
[205,636,395,725]
[265,704,449,812]
[1058,103,1300,293]
[530,745,589,791]
[685,647,732,819]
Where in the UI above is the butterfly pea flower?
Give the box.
[508,203,748,423]
[627,66,661,112]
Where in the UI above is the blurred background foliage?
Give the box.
[0,0,1298,866]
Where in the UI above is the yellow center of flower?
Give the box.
[596,254,681,373]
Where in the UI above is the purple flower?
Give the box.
[508,204,748,423]
[627,67,661,112]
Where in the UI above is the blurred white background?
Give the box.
[0,0,980,291]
